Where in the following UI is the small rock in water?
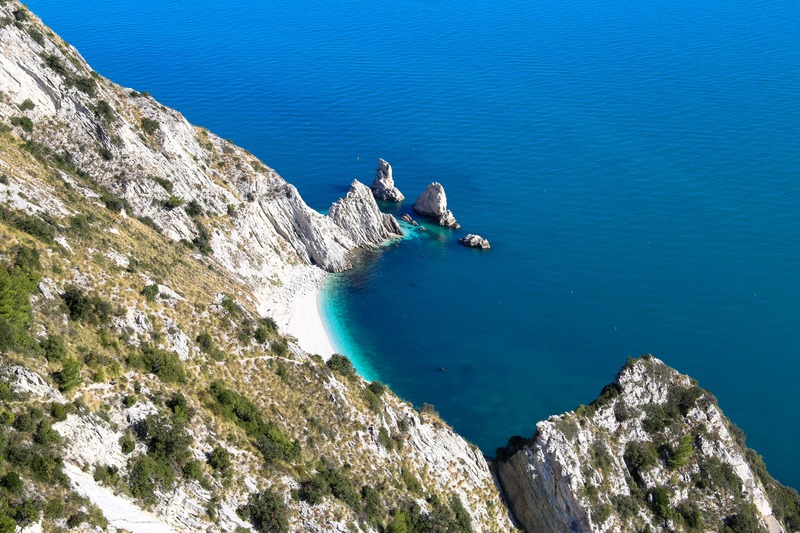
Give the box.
[401,213,419,226]
[459,234,490,249]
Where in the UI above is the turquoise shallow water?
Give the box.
[29,0,800,487]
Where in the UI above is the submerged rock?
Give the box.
[413,182,460,228]
[401,213,419,226]
[459,234,490,249]
[371,158,405,202]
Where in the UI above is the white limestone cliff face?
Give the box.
[329,180,403,246]
[371,158,405,202]
[497,356,782,533]
[413,182,460,228]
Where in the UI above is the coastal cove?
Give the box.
[28,0,800,492]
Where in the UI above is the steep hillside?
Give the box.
[496,356,800,533]
[0,2,513,531]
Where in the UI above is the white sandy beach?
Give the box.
[266,265,339,358]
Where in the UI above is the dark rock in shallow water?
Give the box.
[371,158,405,202]
[413,182,460,229]
[401,213,419,226]
[459,234,490,249]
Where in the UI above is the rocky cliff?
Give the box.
[496,355,800,533]
[0,3,512,532]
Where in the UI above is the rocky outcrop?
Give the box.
[496,356,785,533]
[413,182,460,228]
[371,158,404,202]
[459,234,490,249]
[328,180,403,246]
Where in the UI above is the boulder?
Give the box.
[371,158,405,202]
[459,234,490,249]
[413,183,460,229]
[400,213,419,226]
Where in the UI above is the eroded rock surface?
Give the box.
[413,182,460,228]
[371,158,404,202]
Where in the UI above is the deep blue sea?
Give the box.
[30,0,800,488]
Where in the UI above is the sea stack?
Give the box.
[371,158,405,201]
[413,182,460,229]
[459,234,490,249]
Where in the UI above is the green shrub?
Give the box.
[368,381,387,396]
[299,476,329,505]
[136,345,186,383]
[127,455,173,504]
[182,459,204,480]
[141,284,159,301]
[667,435,694,469]
[54,357,82,392]
[10,116,33,133]
[33,421,61,445]
[642,403,667,434]
[254,423,300,464]
[62,286,112,325]
[166,392,189,420]
[207,446,231,472]
[98,146,113,161]
[49,402,69,422]
[495,435,529,462]
[247,489,289,533]
[362,387,382,413]
[94,100,115,123]
[0,255,40,351]
[624,441,658,486]
[164,196,184,209]
[67,76,96,96]
[93,464,120,487]
[377,427,393,450]
[0,471,23,495]
[677,502,703,529]
[209,380,265,436]
[41,335,67,361]
[192,220,212,254]
[648,486,673,520]
[184,200,203,217]
[196,332,214,353]
[140,118,160,136]
[119,434,135,454]
[18,99,35,111]
[151,176,173,192]
[327,354,355,378]
[271,337,288,356]
[724,503,768,533]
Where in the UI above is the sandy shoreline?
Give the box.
[266,266,339,359]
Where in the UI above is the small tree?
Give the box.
[248,489,289,533]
